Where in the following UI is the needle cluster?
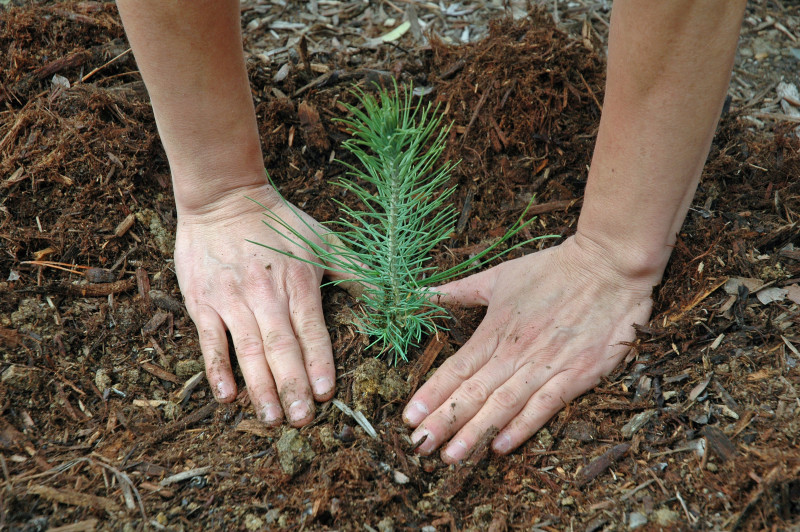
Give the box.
[253,84,553,364]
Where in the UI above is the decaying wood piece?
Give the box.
[575,443,631,486]
[28,485,122,514]
[438,426,499,500]
[16,277,136,297]
[128,401,218,456]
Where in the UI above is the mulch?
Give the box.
[1,2,799,531]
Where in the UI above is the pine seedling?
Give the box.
[251,83,556,365]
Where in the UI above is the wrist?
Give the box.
[169,136,269,215]
[569,227,669,288]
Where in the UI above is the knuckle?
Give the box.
[443,355,475,381]
[458,379,491,406]
[263,331,299,354]
[490,386,522,410]
[234,336,264,361]
[285,264,317,289]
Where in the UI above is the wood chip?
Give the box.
[688,373,713,402]
[139,361,179,384]
[575,443,630,486]
[174,371,205,403]
[159,466,212,487]
[701,426,737,462]
[47,519,99,532]
[113,213,135,238]
[235,418,272,437]
[28,485,122,513]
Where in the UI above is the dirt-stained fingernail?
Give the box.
[403,401,428,426]
[411,428,434,455]
[216,381,233,401]
[443,439,468,462]
[289,400,311,423]
[493,433,511,454]
[312,377,332,397]
[261,403,282,425]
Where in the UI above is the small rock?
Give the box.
[276,428,315,476]
[1,365,37,390]
[421,526,437,532]
[706,462,718,472]
[175,359,204,380]
[243,514,264,531]
[561,496,575,507]
[654,508,679,526]
[393,470,409,484]
[155,512,168,526]
[377,517,395,532]
[628,512,647,529]
[621,410,657,439]
[95,368,113,392]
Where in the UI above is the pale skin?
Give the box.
[115,0,747,458]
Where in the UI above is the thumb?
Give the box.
[431,266,500,307]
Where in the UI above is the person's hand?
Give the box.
[174,182,340,427]
[403,234,659,461]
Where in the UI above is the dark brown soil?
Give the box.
[1,3,799,531]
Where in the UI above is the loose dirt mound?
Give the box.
[1,3,798,531]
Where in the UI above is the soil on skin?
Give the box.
[1,3,799,531]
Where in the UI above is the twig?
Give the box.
[577,70,602,112]
[80,48,132,84]
[461,88,491,143]
[675,489,698,524]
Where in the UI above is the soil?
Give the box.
[1,2,800,531]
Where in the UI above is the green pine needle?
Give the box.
[250,82,558,365]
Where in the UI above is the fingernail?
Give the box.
[216,381,233,401]
[404,401,429,425]
[493,433,511,454]
[261,403,282,424]
[411,428,434,455]
[289,400,311,422]
[312,377,332,397]
[443,439,468,463]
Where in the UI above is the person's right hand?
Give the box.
[173,182,342,427]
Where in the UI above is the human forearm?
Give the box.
[116,0,265,213]
[576,0,746,281]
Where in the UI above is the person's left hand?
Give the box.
[402,235,657,461]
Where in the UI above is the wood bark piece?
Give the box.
[700,426,737,462]
[575,443,631,486]
[438,426,499,500]
[16,278,136,297]
[129,401,218,456]
[407,334,446,396]
[28,485,122,513]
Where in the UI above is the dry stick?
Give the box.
[127,401,218,457]
[461,88,491,143]
[16,277,136,297]
[577,70,602,112]
[80,48,132,84]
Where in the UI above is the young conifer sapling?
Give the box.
[251,83,556,365]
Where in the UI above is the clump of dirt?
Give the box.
[1,3,799,531]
